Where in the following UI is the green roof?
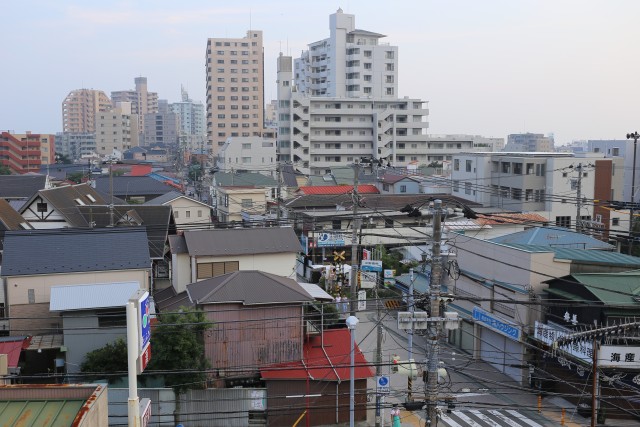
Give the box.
[502,244,640,267]
[0,399,85,426]
[572,272,640,305]
[215,171,278,187]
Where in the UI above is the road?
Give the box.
[353,301,594,427]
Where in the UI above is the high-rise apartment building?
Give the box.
[95,102,135,159]
[111,77,159,134]
[62,89,112,133]
[171,87,206,154]
[205,30,264,156]
[294,8,398,99]
[144,100,180,147]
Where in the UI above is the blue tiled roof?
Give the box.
[502,244,640,267]
[490,226,614,250]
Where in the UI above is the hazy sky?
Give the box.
[3,1,639,145]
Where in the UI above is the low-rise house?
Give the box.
[19,183,107,229]
[93,175,176,203]
[1,228,151,337]
[144,190,212,230]
[377,173,422,194]
[168,227,301,293]
[186,270,314,379]
[0,174,47,204]
[261,329,374,426]
[0,383,109,426]
[490,225,615,251]
[49,281,140,375]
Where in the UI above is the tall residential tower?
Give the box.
[62,89,112,133]
[205,30,264,156]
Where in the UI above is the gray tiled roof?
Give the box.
[1,227,151,277]
[187,270,313,305]
[183,227,301,256]
[20,183,108,227]
[93,176,176,198]
[0,175,46,199]
[76,205,174,259]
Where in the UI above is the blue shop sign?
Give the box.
[472,307,521,341]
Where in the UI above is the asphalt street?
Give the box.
[353,302,601,427]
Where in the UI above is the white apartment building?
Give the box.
[294,8,398,99]
[278,54,429,175]
[589,139,638,203]
[205,30,264,156]
[216,136,277,176]
[95,102,136,159]
[451,152,623,232]
[171,87,206,150]
[425,135,504,165]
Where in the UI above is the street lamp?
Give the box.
[627,131,639,255]
[346,315,359,427]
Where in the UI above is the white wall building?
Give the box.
[589,139,638,203]
[95,102,137,159]
[294,8,398,99]
[216,135,277,176]
[451,152,619,230]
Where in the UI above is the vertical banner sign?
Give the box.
[138,291,151,352]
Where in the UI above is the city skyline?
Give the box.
[2,0,639,146]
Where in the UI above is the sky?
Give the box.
[2,0,639,146]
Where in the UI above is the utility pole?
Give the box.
[374,281,384,427]
[591,335,598,427]
[349,162,361,316]
[426,199,443,424]
[109,159,115,227]
[575,163,583,234]
[407,268,414,402]
[276,162,282,225]
[627,132,639,255]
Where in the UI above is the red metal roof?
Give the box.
[298,185,379,195]
[260,329,374,381]
[0,337,30,368]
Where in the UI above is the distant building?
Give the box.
[205,30,265,156]
[62,88,112,133]
[171,87,207,155]
[95,102,136,159]
[11,132,56,165]
[294,8,398,99]
[0,131,43,174]
[216,135,277,176]
[589,139,639,203]
[143,100,180,148]
[264,99,278,128]
[504,133,555,152]
[111,77,158,137]
[55,132,96,161]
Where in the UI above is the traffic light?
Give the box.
[391,354,400,373]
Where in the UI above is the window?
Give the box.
[332,219,342,230]
[556,216,571,228]
[186,211,191,218]
[453,159,460,171]
[536,164,546,176]
[174,211,179,218]
[28,289,35,304]
[525,189,533,201]
[465,160,472,172]
[511,188,522,200]
[526,163,534,175]
[400,185,407,193]
[453,181,460,192]
[501,162,511,173]
[197,261,239,279]
[241,199,253,208]
[97,309,127,327]
[465,182,472,195]
[37,202,48,212]
[513,163,522,175]
[612,218,620,226]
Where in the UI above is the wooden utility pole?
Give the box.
[349,162,361,316]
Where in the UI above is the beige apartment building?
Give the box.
[95,102,138,159]
[62,89,112,133]
[111,77,159,135]
[205,30,264,157]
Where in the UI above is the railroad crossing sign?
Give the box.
[333,250,346,262]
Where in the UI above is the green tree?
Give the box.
[80,337,128,383]
[67,171,85,183]
[0,165,12,175]
[146,308,211,395]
